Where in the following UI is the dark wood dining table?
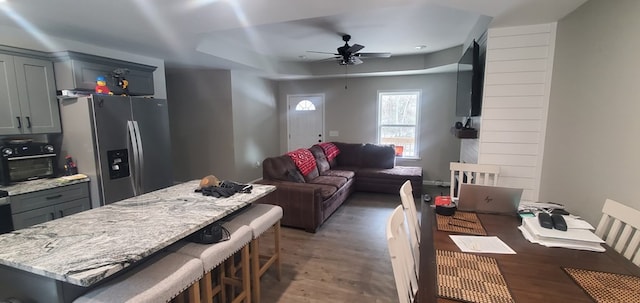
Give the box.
[416,200,640,303]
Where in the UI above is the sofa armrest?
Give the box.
[254,179,324,232]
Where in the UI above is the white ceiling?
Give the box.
[0,0,588,77]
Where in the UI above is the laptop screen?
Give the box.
[457,184,524,215]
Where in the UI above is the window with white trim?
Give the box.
[378,91,420,158]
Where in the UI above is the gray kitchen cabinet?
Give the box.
[0,51,61,135]
[53,51,156,96]
[10,182,90,230]
[11,205,55,230]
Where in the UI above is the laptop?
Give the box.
[456,184,523,215]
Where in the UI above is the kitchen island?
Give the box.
[0,180,275,303]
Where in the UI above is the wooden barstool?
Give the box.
[73,252,203,303]
[224,204,283,303]
[168,224,253,303]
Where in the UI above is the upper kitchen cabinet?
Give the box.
[52,51,156,96]
[0,48,61,135]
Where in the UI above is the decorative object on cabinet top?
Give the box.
[51,50,156,96]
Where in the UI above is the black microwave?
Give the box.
[0,142,57,186]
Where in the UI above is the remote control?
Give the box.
[538,212,553,229]
[551,214,567,231]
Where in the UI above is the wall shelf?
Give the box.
[453,128,478,139]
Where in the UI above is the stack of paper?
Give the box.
[519,216,605,252]
[449,235,516,254]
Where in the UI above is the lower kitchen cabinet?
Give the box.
[10,182,90,230]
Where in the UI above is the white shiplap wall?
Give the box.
[479,23,557,203]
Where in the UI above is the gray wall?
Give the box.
[231,70,279,182]
[166,68,236,182]
[166,68,279,183]
[277,73,461,183]
[540,0,640,225]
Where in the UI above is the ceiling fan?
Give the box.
[308,34,391,65]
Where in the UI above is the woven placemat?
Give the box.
[563,267,640,303]
[436,212,487,235]
[437,250,514,303]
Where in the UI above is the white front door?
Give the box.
[287,94,324,151]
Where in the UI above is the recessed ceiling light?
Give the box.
[298,55,307,60]
[415,45,427,50]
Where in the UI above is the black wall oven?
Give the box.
[0,142,57,186]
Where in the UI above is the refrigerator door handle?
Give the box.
[127,120,140,196]
[132,120,144,194]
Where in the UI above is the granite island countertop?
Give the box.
[0,180,275,287]
[0,176,90,196]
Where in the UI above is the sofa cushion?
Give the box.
[356,166,423,196]
[361,144,396,169]
[357,166,422,180]
[309,145,330,173]
[333,142,363,167]
[321,169,355,180]
[286,168,305,183]
[304,183,338,200]
[309,175,348,188]
[263,155,305,183]
[303,167,320,182]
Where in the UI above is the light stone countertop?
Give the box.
[0,180,275,287]
[0,176,90,196]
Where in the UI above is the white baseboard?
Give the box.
[423,180,451,187]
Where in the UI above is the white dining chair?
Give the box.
[449,162,500,202]
[386,205,418,303]
[399,180,420,268]
[595,198,640,266]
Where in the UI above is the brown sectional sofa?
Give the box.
[256,142,423,232]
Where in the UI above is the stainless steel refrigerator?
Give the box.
[59,95,173,207]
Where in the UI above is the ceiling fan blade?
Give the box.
[347,44,364,54]
[310,56,341,63]
[307,50,338,55]
[357,52,392,58]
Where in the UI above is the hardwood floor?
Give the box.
[255,185,443,303]
[259,192,400,303]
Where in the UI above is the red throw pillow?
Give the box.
[318,142,340,162]
[286,148,317,176]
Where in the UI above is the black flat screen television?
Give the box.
[455,40,483,117]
